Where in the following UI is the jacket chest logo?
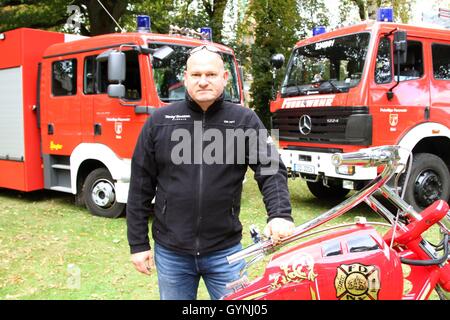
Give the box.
[165,114,191,121]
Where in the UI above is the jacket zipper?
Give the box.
[231,197,236,229]
[195,111,206,255]
[162,199,167,223]
[231,197,235,216]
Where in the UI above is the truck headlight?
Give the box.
[336,165,355,176]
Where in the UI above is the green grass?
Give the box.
[0,172,442,300]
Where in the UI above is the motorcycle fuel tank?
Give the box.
[225,224,404,300]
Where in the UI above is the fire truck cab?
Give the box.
[270,20,450,211]
[0,27,244,218]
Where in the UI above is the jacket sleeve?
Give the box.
[247,112,293,223]
[126,116,158,254]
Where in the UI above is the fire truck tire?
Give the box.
[306,180,350,200]
[403,153,450,211]
[82,168,125,218]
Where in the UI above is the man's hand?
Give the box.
[131,250,154,275]
[264,218,295,243]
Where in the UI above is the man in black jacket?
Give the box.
[127,46,294,300]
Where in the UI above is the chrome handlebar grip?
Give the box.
[227,242,262,265]
[227,239,274,265]
[331,145,400,167]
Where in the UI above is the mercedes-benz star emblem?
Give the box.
[299,115,312,135]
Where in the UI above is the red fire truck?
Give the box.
[270,20,450,211]
[0,26,244,218]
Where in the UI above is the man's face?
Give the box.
[184,49,228,110]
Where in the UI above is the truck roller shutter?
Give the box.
[0,66,24,161]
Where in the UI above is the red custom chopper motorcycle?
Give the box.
[224,145,450,300]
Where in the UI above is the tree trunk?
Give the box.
[203,0,228,43]
[84,0,128,35]
[367,0,378,19]
[352,0,367,20]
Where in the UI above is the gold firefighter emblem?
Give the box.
[335,263,380,300]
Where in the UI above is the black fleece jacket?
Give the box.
[126,94,292,255]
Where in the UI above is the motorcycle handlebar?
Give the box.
[227,239,273,265]
[227,146,403,265]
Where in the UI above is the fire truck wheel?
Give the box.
[306,180,350,200]
[82,168,125,218]
[403,153,450,211]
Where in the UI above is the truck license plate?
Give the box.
[293,163,315,174]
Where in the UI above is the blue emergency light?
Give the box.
[312,26,326,36]
[200,27,212,41]
[377,7,393,22]
[137,15,151,33]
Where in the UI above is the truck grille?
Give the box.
[272,106,370,145]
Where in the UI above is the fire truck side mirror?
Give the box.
[393,30,407,65]
[108,51,126,83]
[270,54,285,70]
[387,30,408,100]
[107,84,125,99]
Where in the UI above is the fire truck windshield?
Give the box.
[281,32,370,97]
[149,43,241,103]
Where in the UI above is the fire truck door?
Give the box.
[80,55,96,143]
[91,50,145,158]
[45,58,82,155]
[371,37,430,144]
[429,42,450,124]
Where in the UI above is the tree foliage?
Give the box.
[339,0,413,23]
[238,0,329,127]
[122,0,229,43]
[123,0,210,35]
[0,0,69,32]
[202,0,228,43]
[0,0,142,35]
[0,0,234,42]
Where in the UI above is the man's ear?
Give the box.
[223,70,229,83]
[184,70,188,87]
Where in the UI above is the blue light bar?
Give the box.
[312,26,326,36]
[377,7,393,22]
[200,27,212,41]
[137,15,151,33]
